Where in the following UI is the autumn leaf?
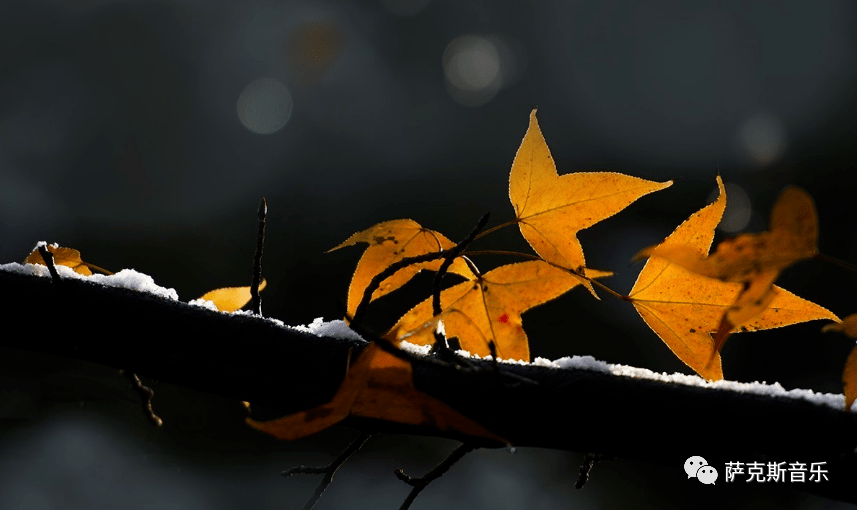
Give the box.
[509,110,671,295]
[246,343,503,443]
[636,183,822,356]
[329,219,472,318]
[822,314,857,412]
[198,279,267,313]
[386,260,611,361]
[630,176,837,380]
[25,244,111,276]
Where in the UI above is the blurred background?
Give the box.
[1,0,856,508]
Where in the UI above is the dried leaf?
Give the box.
[630,176,837,380]
[198,279,267,313]
[387,260,611,361]
[822,314,857,412]
[25,245,93,275]
[329,219,472,317]
[509,109,671,295]
[247,343,503,443]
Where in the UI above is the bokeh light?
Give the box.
[738,113,786,166]
[236,78,293,135]
[443,35,503,107]
[710,182,752,233]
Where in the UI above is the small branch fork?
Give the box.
[282,432,372,510]
[395,443,475,510]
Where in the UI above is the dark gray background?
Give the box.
[1,0,856,508]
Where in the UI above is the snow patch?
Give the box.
[291,317,365,342]
[0,262,179,301]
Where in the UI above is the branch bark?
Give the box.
[2,268,856,503]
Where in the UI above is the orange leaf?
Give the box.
[198,279,267,313]
[25,244,93,275]
[630,176,837,380]
[822,314,857,412]
[509,110,671,295]
[844,345,857,413]
[636,183,824,356]
[247,343,503,443]
[329,219,473,318]
[387,260,611,361]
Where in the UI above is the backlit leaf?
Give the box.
[509,110,671,295]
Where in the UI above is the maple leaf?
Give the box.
[629,176,837,380]
[822,314,857,412]
[246,343,503,443]
[637,184,821,354]
[509,110,671,295]
[386,260,611,361]
[198,279,267,313]
[25,244,111,276]
[329,219,472,318]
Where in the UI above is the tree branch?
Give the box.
[2,268,856,503]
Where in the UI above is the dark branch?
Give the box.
[282,432,372,510]
[37,245,61,284]
[2,268,856,504]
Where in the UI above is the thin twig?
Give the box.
[431,213,490,359]
[283,432,372,510]
[119,370,163,427]
[37,245,61,284]
[395,443,475,510]
[575,453,612,489]
[252,197,267,317]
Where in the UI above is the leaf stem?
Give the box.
[815,252,857,275]
[472,219,518,241]
[463,250,630,302]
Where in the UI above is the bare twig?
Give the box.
[119,370,163,427]
[430,213,489,363]
[575,453,612,489]
[37,245,61,284]
[395,443,475,510]
[252,197,267,317]
[283,432,372,510]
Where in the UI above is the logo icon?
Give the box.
[684,456,718,485]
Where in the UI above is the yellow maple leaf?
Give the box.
[246,343,503,443]
[509,110,672,295]
[198,279,267,313]
[629,176,837,380]
[386,260,611,361]
[329,219,472,318]
[637,184,821,354]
